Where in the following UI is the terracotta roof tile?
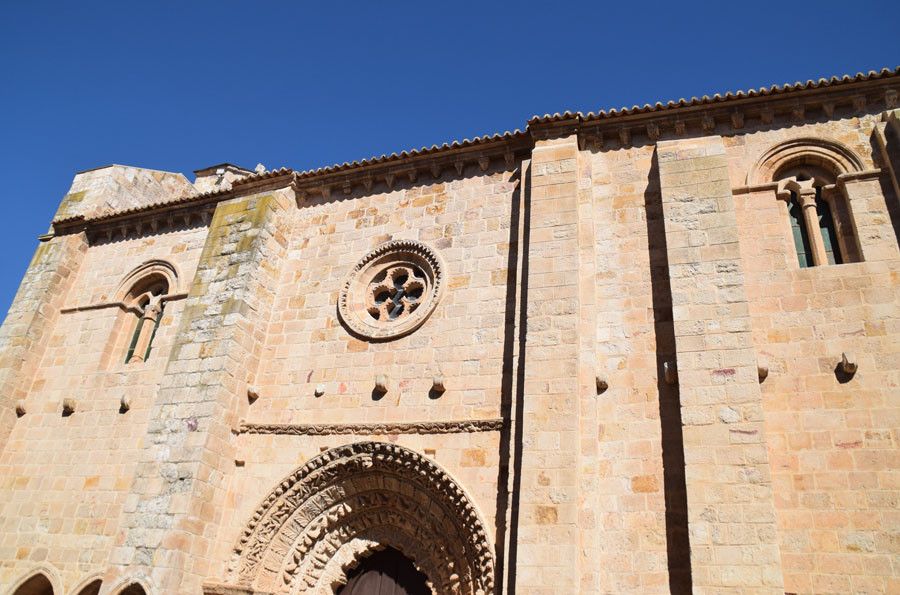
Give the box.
[530,67,899,124]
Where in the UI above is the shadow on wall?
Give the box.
[494,165,527,594]
[645,150,693,594]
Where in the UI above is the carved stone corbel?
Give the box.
[477,156,490,172]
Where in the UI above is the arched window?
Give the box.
[748,137,865,269]
[776,166,859,268]
[122,274,168,363]
[112,260,179,367]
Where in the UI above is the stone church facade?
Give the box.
[1,68,899,595]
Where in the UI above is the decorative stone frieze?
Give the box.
[236,418,503,436]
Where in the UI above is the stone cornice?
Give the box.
[235,418,504,436]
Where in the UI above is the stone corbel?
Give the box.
[674,119,686,135]
[760,107,774,125]
[839,352,857,376]
[454,160,465,176]
[384,173,396,190]
[663,361,678,385]
[342,181,352,195]
[701,114,715,134]
[646,122,660,142]
[430,163,442,179]
[852,95,867,112]
[822,101,836,118]
[618,127,630,147]
[730,111,744,130]
[886,89,898,109]
[478,156,490,172]
[362,176,374,192]
[320,184,332,200]
[247,386,260,404]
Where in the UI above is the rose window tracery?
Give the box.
[339,240,444,340]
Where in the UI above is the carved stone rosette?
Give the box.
[338,240,445,341]
[224,442,494,595]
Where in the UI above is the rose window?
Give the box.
[339,240,444,340]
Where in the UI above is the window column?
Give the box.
[797,187,830,266]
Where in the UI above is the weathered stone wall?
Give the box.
[727,114,900,594]
[0,225,208,591]
[209,167,518,585]
[1,75,898,595]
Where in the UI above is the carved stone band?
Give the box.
[237,419,504,436]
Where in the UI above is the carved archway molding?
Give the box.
[4,564,63,595]
[745,136,865,188]
[114,259,182,303]
[207,442,494,595]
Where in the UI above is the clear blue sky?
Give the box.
[1,1,897,316]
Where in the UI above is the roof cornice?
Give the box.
[49,67,899,237]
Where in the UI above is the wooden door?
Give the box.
[337,547,430,595]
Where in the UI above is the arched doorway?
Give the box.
[225,442,494,595]
[12,573,54,595]
[337,547,429,595]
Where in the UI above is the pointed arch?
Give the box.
[225,442,494,595]
[70,574,103,595]
[6,565,62,595]
[106,577,152,595]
